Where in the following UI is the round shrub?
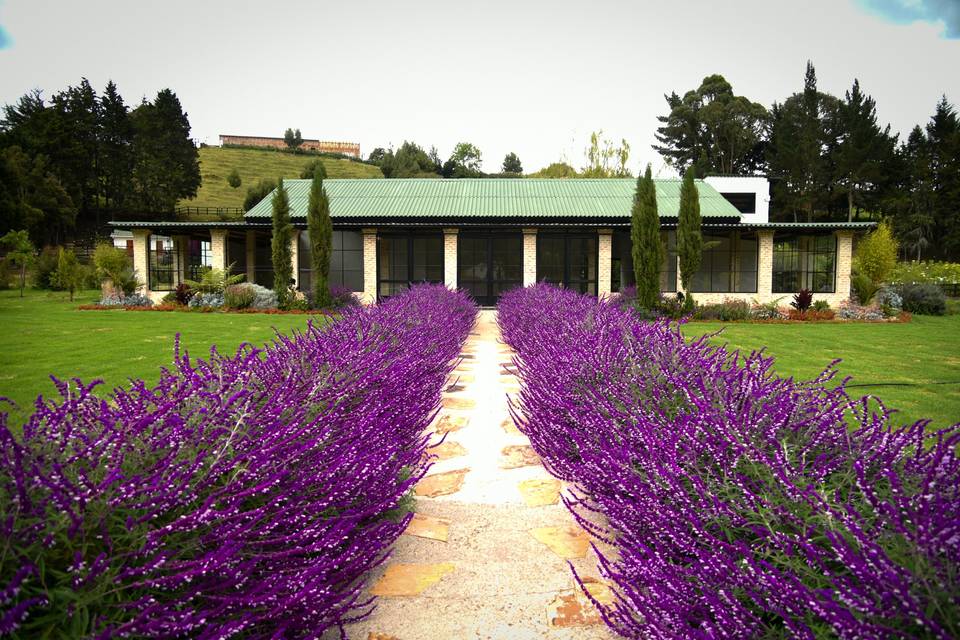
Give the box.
[223,283,256,309]
[249,284,278,309]
[97,292,153,308]
[898,283,946,315]
[875,286,903,316]
[187,292,224,309]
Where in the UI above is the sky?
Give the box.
[0,0,958,175]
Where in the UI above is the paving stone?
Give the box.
[517,477,561,506]
[369,562,455,597]
[404,514,451,542]
[546,578,614,627]
[367,634,399,640]
[442,396,476,411]
[432,414,468,434]
[500,444,541,469]
[415,469,468,497]
[426,440,467,461]
[500,418,523,436]
[529,526,590,558]
[444,382,467,393]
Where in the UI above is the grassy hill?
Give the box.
[178,146,383,212]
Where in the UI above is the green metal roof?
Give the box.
[243,178,741,220]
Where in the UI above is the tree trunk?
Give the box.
[847,190,854,223]
[19,265,25,297]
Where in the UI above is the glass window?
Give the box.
[187,238,212,281]
[690,231,758,293]
[536,233,598,295]
[377,232,443,299]
[227,233,247,278]
[773,233,836,293]
[253,232,274,288]
[148,235,179,291]
[611,230,675,293]
[298,230,364,294]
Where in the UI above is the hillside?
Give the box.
[178,146,383,211]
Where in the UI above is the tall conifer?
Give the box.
[271,178,293,308]
[308,174,333,308]
[631,164,663,308]
[677,167,702,298]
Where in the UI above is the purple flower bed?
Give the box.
[1,283,476,637]
[498,283,960,639]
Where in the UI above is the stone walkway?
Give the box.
[342,310,616,640]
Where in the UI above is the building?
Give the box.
[111,177,873,307]
[219,134,361,158]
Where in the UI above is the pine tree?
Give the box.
[307,174,333,308]
[631,164,662,308]
[271,178,293,308]
[502,152,523,174]
[99,80,134,211]
[677,167,702,297]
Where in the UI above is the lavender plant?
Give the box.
[1,283,476,637]
[499,283,959,639]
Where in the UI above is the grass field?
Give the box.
[179,146,383,211]
[685,316,960,430]
[0,289,326,426]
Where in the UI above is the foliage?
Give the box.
[243,178,277,212]
[853,220,898,283]
[811,299,831,312]
[0,285,476,637]
[226,168,241,188]
[888,260,960,284]
[51,247,85,301]
[498,283,960,638]
[379,141,440,178]
[750,297,787,320]
[898,283,947,315]
[283,127,303,149]
[630,165,662,309]
[300,158,327,180]
[98,291,153,308]
[31,245,60,289]
[527,162,579,178]
[0,229,35,296]
[0,146,77,246]
[223,283,256,309]
[692,298,751,321]
[186,291,224,308]
[851,272,880,305]
[501,152,523,174]
[174,282,194,306]
[271,178,293,308]
[836,301,887,321]
[308,174,333,308]
[442,142,483,178]
[790,288,813,312]
[581,130,631,177]
[249,284,278,309]
[183,264,244,295]
[677,167,702,294]
[330,284,360,309]
[654,74,768,176]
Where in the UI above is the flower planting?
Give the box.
[1,283,476,637]
[499,283,959,639]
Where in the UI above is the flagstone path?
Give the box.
[342,310,616,640]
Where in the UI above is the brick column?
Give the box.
[289,230,300,289]
[361,228,378,304]
[522,228,537,287]
[210,229,228,272]
[756,230,775,302]
[835,230,854,304]
[443,228,458,290]
[598,228,613,296]
[245,230,256,283]
[132,229,151,295]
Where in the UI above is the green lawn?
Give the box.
[685,315,960,430]
[0,289,325,426]
[179,146,383,212]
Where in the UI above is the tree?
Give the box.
[581,131,631,177]
[654,74,768,176]
[444,142,483,177]
[380,142,438,178]
[0,146,77,245]
[226,168,242,188]
[834,80,896,221]
[853,220,898,284]
[92,242,138,295]
[271,178,293,308]
[677,167,702,297]
[130,89,201,211]
[0,230,35,297]
[52,247,84,301]
[502,152,523,174]
[528,162,579,178]
[284,128,303,149]
[307,174,333,308]
[99,80,134,210]
[300,158,327,180]
[244,178,277,211]
[631,164,663,309]
[367,147,387,164]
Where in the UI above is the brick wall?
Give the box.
[210,229,228,272]
[361,228,378,304]
[522,229,537,286]
[443,229,458,289]
[598,229,613,296]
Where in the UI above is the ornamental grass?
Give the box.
[499,283,959,639]
[1,284,476,637]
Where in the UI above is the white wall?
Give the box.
[704,176,770,224]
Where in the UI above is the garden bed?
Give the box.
[76,303,335,315]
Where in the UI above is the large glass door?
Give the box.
[377,232,444,298]
[457,232,522,305]
[536,233,598,295]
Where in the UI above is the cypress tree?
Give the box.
[631,164,663,308]
[677,166,702,298]
[307,173,333,308]
[271,178,293,308]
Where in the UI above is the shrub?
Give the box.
[889,260,960,285]
[853,220,898,283]
[51,248,87,301]
[851,272,880,305]
[243,178,277,212]
[498,284,959,638]
[92,243,139,295]
[811,299,830,312]
[97,292,153,308]
[223,283,256,309]
[226,168,241,188]
[174,282,194,306]
[836,301,887,321]
[249,284,278,309]
[876,286,903,316]
[183,264,245,295]
[300,158,327,180]
[330,284,360,309]
[790,288,813,313]
[0,284,477,637]
[187,292,224,308]
[750,297,786,320]
[693,298,750,321]
[32,246,60,289]
[898,283,946,315]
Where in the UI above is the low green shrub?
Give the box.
[693,299,751,321]
[851,273,880,305]
[898,283,946,315]
[224,283,256,309]
[32,246,60,289]
[811,299,831,312]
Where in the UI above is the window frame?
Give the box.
[690,230,759,294]
[536,232,599,295]
[297,229,365,294]
[772,232,837,294]
[147,234,180,292]
[376,231,444,299]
